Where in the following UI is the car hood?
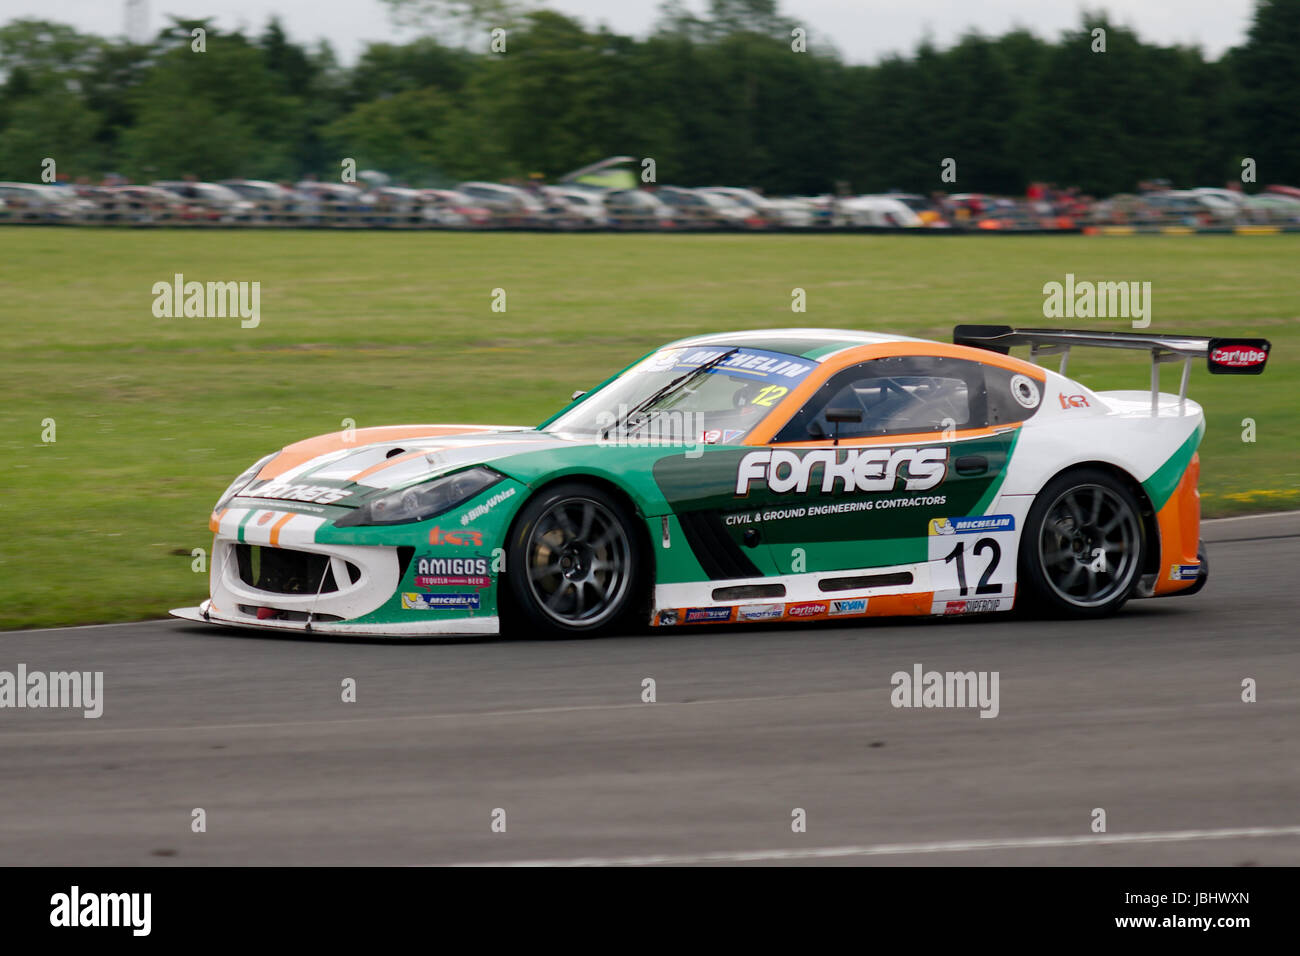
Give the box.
[241,424,574,506]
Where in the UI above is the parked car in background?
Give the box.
[456,182,547,225]
[0,183,96,221]
[106,186,188,224]
[153,181,255,222]
[1172,189,1238,221]
[295,181,371,224]
[603,189,677,229]
[885,192,946,225]
[541,186,610,229]
[656,186,753,228]
[1135,191,1211,226]
[699,187,814,228]
[418,189,493,228]
[361,187,430,225]
[218,179,312,223]
[836,195,924,228]
[219,179,296,204]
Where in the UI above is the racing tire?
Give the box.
[504,483,646,637]
[1018,467,1147,618]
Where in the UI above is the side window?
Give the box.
[984,364,1044,425]
[775,355,989,442]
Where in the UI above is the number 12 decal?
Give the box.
[944,538,1003,596]
[752,385,789,407]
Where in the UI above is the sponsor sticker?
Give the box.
[937,597,1010,615]
[929,514,1015,536]
[786,601,828,619]
[738,603,784,621]
[250,482,352,505]
[402,592,481,610]
[416,556,490,576]
[829,598,868,616]
[684,607,733,624]
[736,447,949,495]
[1169,564,1200,581]
[1207,339,1269,374]
[657,609,679,626]
[415,575,492,589]
[429,526,484,546]
[637,346,818,384]
[460,487,516,526]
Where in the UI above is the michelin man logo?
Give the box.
[931,517,956,535]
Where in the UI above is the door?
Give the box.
[747,354,1024,588]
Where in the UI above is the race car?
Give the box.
[171,325,1270,637]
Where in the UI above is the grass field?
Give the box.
[1,227,1295,630]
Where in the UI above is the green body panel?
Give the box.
[1142,422,1206,511]
[644,513,714,583]
[318,476,530,625]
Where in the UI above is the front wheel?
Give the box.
[504,483,645,637]
[1018,468,1146,617]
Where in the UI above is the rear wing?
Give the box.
[953,325,1271,414]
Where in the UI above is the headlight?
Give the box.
[335,467,503,527]
[214,453,276,511]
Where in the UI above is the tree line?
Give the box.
[0,0,1296,196]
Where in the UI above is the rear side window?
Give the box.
[984,365,1044,426]
[775,355,989,441]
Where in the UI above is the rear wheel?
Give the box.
[505,483,644,637]
[1019,468,1146,617]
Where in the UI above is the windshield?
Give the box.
[546,345,818,445]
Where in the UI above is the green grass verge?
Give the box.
[1,228,1295,629]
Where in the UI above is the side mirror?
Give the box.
[822,407,862,446]
[571,390,587,401]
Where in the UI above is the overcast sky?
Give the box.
[4,0,1259,64]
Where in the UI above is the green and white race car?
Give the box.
[172,325,1268,637]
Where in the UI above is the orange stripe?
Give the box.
[747,341,1046,445]
[865,592,934,616]
[765,424,1015,449]
[268,512,294,547]
[1153,452,1201,595]
[350,438,541,482]
[349,449,437,482]
[209,508,229,533]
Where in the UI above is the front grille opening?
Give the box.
[236,604,344,623]
[234,544,359,595]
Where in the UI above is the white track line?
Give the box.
[446,824,1300,866]
[1203,510,1300,523]
[1,619,172,636]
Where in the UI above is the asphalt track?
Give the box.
[1,513,1297,866]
